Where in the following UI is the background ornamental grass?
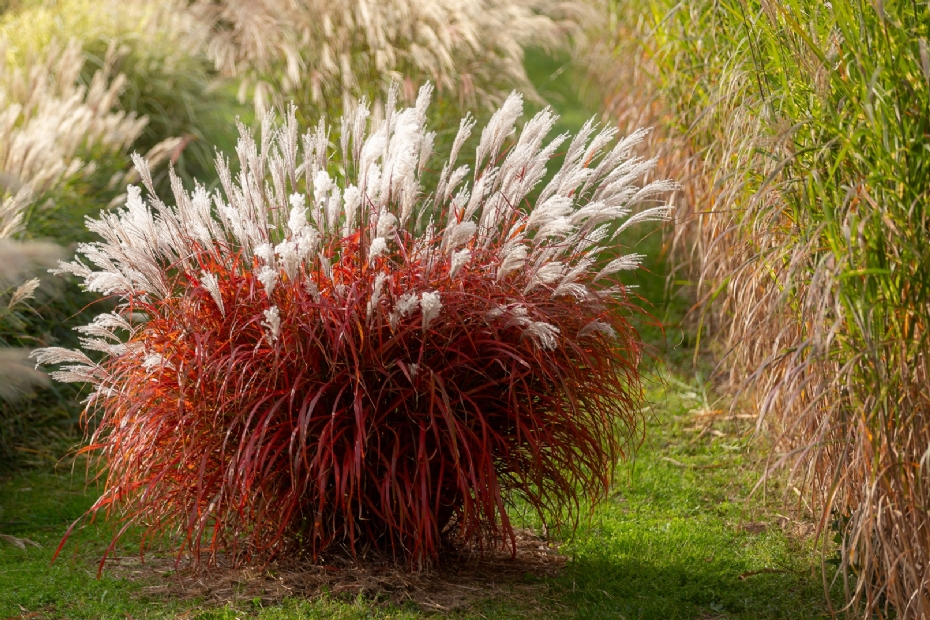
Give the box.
[0,35,146,437]
[589,0,930,616]
[183,0,587,117]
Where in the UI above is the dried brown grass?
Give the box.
[584,3,930,617]
[107,529,566,613]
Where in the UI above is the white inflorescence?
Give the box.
[419,291,443,331]
[34,83,674,392]
[187,0,585,115]
[261,306,281,341]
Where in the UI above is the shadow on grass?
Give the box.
[551,553,830,620]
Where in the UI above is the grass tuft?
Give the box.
[35,87,672,569]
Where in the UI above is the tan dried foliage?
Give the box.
[587,3,930,617]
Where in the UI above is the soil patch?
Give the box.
[106,528,567,613]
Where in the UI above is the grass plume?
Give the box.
[35,85,672,569]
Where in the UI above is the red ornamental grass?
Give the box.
[34,85,675,570]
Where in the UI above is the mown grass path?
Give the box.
[0,373,838,619]
[0,51,838,619]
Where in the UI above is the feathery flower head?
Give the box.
[36,84,673,569]
[187,0,590,114]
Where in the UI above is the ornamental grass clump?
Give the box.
[0,0,245,197]
[36,85,673,569]
[0,36,142,408]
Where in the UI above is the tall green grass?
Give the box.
[597,0,930,616]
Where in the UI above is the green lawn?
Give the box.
[0,51,840,619]
[0,371,839,619]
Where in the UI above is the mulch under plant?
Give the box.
[106,529,567,612]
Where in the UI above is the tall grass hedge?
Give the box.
[595,0,930,616]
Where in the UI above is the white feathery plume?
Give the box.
[443,221,477,252]
[525,262,565,295]
[369,237,388,262]
[34,84,674,396]
[288,193,309,235]
[257,266,278,296]
[524,321,560,351]
[420,291,442,331]
[78,336,127,357]
[275,240,301,280]
[450,249,471,279]
[615,205,676,235]
[7,278,40,308]
[376,212,398,239]
[497,243,528,281]
[367,272,389,321]
[578,321,617,340]
[342,185,362,236]
[389,292,420,330]
[262,306,281,341]
[594,254,645,282]
[254,243,276,266]
[552,258,594,300]
[31,347,95,368]
[142,353,173,373]
[200,271,226,315]
[476,93,524,169]
[485,303,560,351]
[75,312,134,340]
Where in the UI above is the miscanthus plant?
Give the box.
[600,1,930,616]
[0,37,145,405]
[187,0,584,115]
[0,37,147,208]
[1,0,243,197]
[36,85,673,569]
